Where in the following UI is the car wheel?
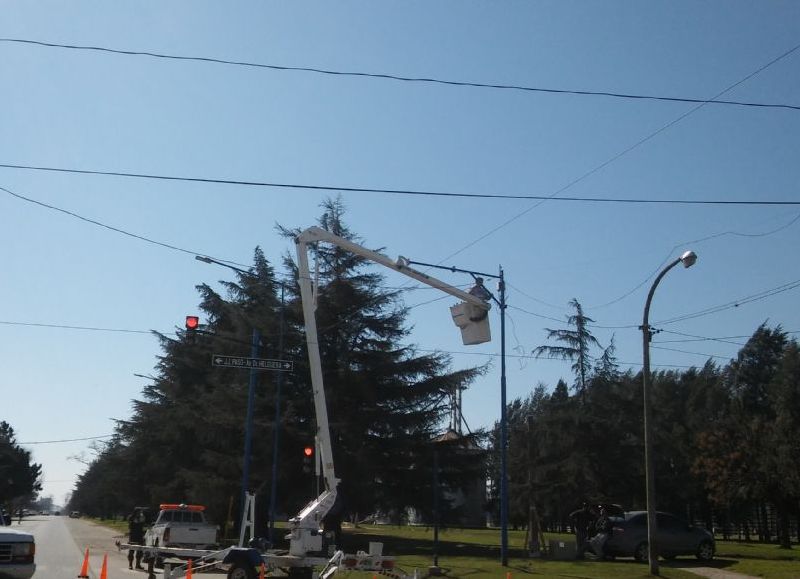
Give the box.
[634,541,649,563]
[227,562,257,579]
[696,540,714,561]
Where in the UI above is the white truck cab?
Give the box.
[144,504,219,550]
[0,518,35,579]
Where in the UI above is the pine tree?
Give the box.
[70,200,486,533]
[532,299,601,395]
[280,198,486,524]
[0,422,42,504]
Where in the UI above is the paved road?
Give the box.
[19,514,145,579]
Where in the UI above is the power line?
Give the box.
[651,345,731,360]
[2,164,798,205]
[20,435,114,445]
[507,304,580,324]
[1,185,252,269]
[2,183,460,293]
[429,40,800,265]
[655,278,800,325]
[657,330,750,347]
[0,320,156,334]
[588,212,800,311]
[658,328,798,346]
[3,37,798,112]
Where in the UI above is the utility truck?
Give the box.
[122,226,492,579]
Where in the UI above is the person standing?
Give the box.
[127,508,147,570]
[569,502,594,559]
[591,505,612,558]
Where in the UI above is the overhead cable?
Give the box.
[20,434,114,445]
[0,185,252,269]
[1,164,798,205]
[655,278,800,325]
[2,37,798,111]
[651,345,731,360]
[429,40,800,265]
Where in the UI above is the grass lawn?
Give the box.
[341,525,698,578]
[711,540,800,579]
[92,518,799,578]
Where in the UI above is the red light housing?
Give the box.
[303,446,314,457]
[185,316,200,330]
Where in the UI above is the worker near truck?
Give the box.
[127,507,147,569]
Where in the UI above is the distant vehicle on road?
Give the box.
[605,511,714,562]
[0,521,36,579]
[69,511,81,518]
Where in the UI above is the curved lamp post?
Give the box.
[642,250,697,576]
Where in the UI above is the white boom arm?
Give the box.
[288,226,491,557]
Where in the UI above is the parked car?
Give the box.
[604,511,715,562]
[69,511,81,518]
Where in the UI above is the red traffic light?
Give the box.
[303,446,314,457]
[185,316,200,330]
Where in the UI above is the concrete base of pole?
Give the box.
[428,565,444,576]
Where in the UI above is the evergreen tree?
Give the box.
[279,198,486,524]
[0,422,42,505]
[693,325,792,540]
[532,299,602,395]
[765,341,800,548]
[71,198,486,535]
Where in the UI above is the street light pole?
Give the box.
[641,250,697,576]
[498,267,509,567]
[403,259,508,566]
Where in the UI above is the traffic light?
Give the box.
[302,445,314,473]
[185,315,200,343]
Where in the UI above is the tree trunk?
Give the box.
[777,508,792,549]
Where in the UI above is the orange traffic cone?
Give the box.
[259,562,266,578]
[77,547,90,578]
[99,553,108,579]
[186,558,193,579]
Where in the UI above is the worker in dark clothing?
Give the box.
[127,508,147,570]
[590,505,613,558]
[569,502,595,559]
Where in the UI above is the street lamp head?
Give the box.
[679,250,697,268]
[195,255,214,264]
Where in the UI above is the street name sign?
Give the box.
[212,355,294,372]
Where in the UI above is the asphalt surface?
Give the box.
[17,514,155,579]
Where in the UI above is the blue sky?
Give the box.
[1,1,798,506]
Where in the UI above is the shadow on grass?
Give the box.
[342,529,520,559]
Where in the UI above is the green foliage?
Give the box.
[532,299,605,394]
[0,422,42,504]
[69,198,486,529]
[499,319,800,545]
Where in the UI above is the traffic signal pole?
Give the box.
[240,327,260,536]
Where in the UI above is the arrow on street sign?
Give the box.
[212,354,294,372]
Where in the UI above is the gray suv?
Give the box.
[605,511,714,562]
